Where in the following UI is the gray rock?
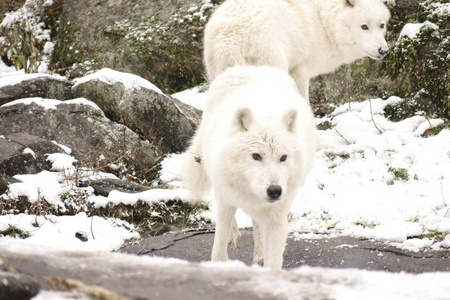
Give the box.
[0,271,42,300]
[0,74,73,106]
[0,133,64,177]
[72,69,201,153]
[0,98,159,179]
[122,230,450,273]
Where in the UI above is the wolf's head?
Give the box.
[222,107,303,204]
[339,0,391,60]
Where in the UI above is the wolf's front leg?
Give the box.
[211,200,237,261]
[262,220,288,270]
[252,220,264,266]
[290,67,309,102]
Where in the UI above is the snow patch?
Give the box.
[399,21,439,40]
[73,68,163,95]
[46,153,77,171]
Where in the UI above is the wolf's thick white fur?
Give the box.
[180,66,316,269]
[204,0,390,99]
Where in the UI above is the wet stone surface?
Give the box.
[121,229,450,273]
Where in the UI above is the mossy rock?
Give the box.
[50,0,218,93]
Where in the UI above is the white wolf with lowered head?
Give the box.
[204,0,391,100]
[180,66,316,270]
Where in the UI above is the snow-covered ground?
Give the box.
[1,72,449,253]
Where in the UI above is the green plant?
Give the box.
[353,220,378,229]
[0,225,30,239]
[416,230,444,241]
[0,21,42,72]
[387,167,409,185]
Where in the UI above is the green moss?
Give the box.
[384,98,423,121]
[50,21,86,75]
[99,3,214,93]
[317,120,333,131]
[385,1,450,121]
[311,1,449,122]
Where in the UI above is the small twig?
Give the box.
[334,128,351,145]
[91,216,96,240]
[424,117,435,137]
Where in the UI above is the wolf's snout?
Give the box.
[267,185,282,200]
[378,46,389,57]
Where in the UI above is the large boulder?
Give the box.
[0,97,159,179]
[49,0,216,93]
[0,73,73,106]
[72,68,201,153]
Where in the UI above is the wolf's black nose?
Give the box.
[267,185,282,200]
[378,47,389,56]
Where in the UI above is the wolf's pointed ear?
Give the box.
[346,0,356,7]
[235,107,253,132]
[283,109,297,132]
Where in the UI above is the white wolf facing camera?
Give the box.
[204,0,391,100]
[180,66,317,270]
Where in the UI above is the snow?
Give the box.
[43,41,55,54]
[89,188,196,208]
[1,97,61,109]
[0,73,67,88]
[52,141,72,154]
[0,213,138,251]
[46,153,77,171]
[73,68,163,95]
[399,21,439,40]
[0,97,102,111]
[23,147,36,158]
[0,60,24,78]
[31,291,90,300]
[172,86,207,110]
[9,171,65,205]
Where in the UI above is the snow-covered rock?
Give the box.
[0,97,159,177]
[0,73,73,106]
[72,68,201,152]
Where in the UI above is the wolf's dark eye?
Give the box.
[252,153,262,161]
[280,155,288,162]
[380,23,385,29]
[361,24,369,30]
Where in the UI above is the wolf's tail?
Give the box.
[179,131,211,199]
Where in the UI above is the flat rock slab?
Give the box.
[3,239,450,300]
[121,229,450,273]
